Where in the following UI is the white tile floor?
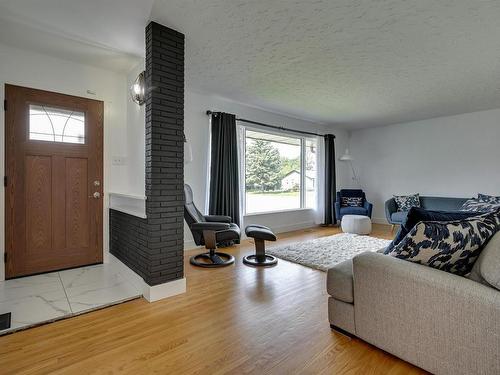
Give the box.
[0,263,142,335]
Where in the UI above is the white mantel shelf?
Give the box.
[109,192,147,219]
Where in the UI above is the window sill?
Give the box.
[244,208,314,217]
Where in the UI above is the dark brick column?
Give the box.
[110,22,184,286]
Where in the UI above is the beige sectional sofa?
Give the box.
[327,232,500,375]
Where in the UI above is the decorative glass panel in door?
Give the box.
[29,104,85,144]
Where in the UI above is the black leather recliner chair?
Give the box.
[184,184,240,267]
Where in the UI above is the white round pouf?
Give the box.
[341,214,372,235]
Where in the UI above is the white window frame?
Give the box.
[240,125,317,216]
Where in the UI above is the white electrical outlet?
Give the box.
[112,156,126,166]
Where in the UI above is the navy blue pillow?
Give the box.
[384,207,480,254]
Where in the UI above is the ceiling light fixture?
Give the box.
[130,71,145,105]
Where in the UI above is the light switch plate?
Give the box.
[112,156,126,166]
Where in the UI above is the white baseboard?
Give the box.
[269,221,316,234]
[372,217,390,225]
[184,239,197,251]
[142,278,186,302]
[109,254,186,302]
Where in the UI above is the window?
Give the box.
[305,138,317,209]
[29,104,85,144]
[244,128,317,214]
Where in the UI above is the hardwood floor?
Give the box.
[0,224,426,374]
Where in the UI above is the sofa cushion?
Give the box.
[419,196,469,211]
[394,194,420,212]
[326,259,353,303]
[468,232,497,287]
[385,207,480,254]
[386,211,499,276]
[340,206,368,216]
[467,260,489,286]
[390,211,407,224]
[472,232,500,290]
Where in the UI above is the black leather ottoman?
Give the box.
[243,225,277,266]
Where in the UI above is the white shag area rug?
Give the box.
[267,233,392,272]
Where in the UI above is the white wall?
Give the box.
[125,62,146,196]
[349,108,500,223]
[184,90,350,249]
[0,42,131,280]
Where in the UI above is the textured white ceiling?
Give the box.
[151,0,500,128]
[2,1,500,128]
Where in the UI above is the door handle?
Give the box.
[91,192,101,199]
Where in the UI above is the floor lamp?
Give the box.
[339,148,360,187]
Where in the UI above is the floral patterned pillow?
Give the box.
[393,194,420,212]
[478,193,500,204]
[461,198,500,213]
[386,211,499,276]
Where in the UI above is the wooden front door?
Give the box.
[5,85,103,278]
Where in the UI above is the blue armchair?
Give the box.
[335,189,373,221]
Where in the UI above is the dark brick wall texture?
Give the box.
[110,22,184,286]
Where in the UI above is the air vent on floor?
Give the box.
[0,312,11,330]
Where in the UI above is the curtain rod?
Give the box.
[206,110,334,139]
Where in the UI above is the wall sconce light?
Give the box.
[130,71,145,105]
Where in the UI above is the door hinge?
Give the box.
[3,99,6,111]
[3,176,6,187]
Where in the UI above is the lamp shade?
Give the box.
[339,148,353,161]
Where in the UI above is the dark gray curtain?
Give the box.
[209,112,241,227]
[323,134,337,225]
